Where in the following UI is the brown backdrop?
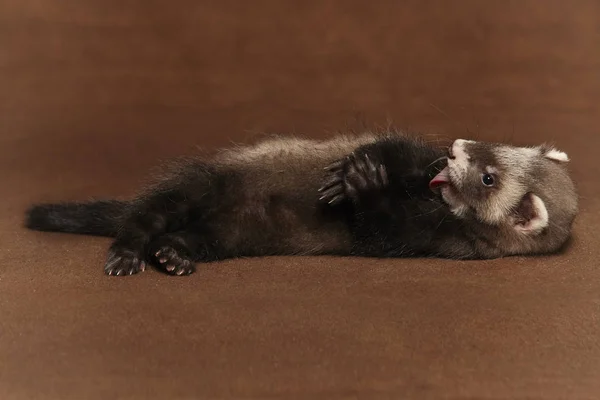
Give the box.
[1,1,599,399]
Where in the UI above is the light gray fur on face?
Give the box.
[483,145,539,224]
[444,138,578,256]
[445,139,538,224]
[442,139,474,217]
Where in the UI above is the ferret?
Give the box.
[24,132,578,276]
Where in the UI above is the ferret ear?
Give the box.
[513,193,549,234]
[540,144,569,163]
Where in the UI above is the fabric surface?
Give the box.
[1,1,599,399]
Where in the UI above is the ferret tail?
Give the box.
[25,200,130,237]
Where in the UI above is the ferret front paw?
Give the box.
[319,152,388,205]
[104,246,146,276]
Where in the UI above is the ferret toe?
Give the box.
[104,248,145,276]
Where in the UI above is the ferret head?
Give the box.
[429,139,578,256]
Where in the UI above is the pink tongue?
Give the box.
[429,166,450,189]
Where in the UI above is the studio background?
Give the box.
[1,1,599,399]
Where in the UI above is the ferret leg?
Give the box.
[104,188,195,276]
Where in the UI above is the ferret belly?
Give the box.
[209,189,352,257]
[201,135,378,256]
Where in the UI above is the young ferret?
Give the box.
[25,132,578,276]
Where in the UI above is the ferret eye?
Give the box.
[481,174,495,186]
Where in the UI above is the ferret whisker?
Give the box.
[425,156,448,169]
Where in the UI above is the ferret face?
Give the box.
[430,138,578,254]
[443,139,536,224]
